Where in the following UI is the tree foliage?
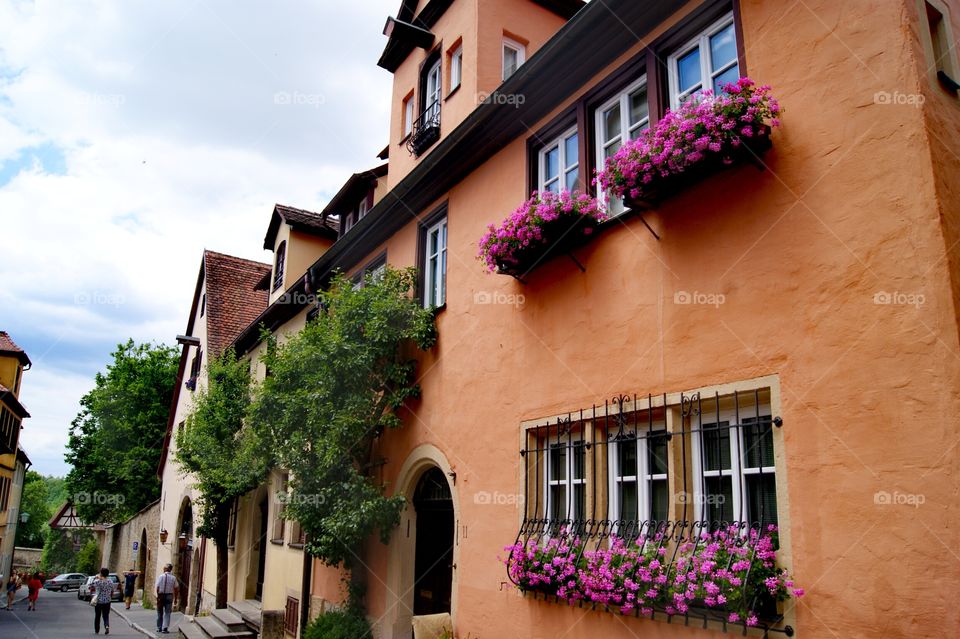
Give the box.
[65,339,179,523]
[14,471,52,548]
[75,539,101,575]
[175,348,267,607]
[247,267,436,567]
[41,527,95,574]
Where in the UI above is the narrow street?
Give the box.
[0,590,145,639]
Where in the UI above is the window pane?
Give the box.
[550,485,567,521]
[618,441,637,478]
[503,47,518,78]
[709,24,737,71]
[619,480,638,523]
[544,178,559,193]
[712,63,740,93]
[574,484,585,521]
[629,87,649,126]
[603,139,621,160]
[564,168,578,191]
[544,145,559,181]
[705,476,733,524]
[746,473,778,528]
[602,104,621,144]
[677,48,702,93]
[564,133,579,169]
[703,423,731,471]
[573,444,585,480]
[550,445,567,481]
[744,417,774,468]
[648,433,668,476]
[650,479,668,522]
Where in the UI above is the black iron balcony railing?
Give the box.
[406,100,440,157]
[506,389,796,637]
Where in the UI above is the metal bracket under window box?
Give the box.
[495,217,598,283]
[407,102,441,157]
[624,126,773,213]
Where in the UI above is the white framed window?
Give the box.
[545,440,586,525]
[609,430,669,530]
[403,94,414,137]
[423,217,447,308]
[357,197,369,221]
[691,407,777,529]
[502,37,526,81]
[450,46,463,91]
[538,126,579,193]
[594,77,649,214]
[667,13,739,108]
[425,59,442,122]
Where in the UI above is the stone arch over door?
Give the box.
[174,497,194,613]
[137,528,148,590]
[382,444,459,639]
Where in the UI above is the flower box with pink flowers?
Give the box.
[504,524,802,634]
[595,77,781,211]
[477,190,606,277]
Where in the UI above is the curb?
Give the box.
[114,607,160,639]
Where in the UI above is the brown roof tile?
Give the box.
[0,331,30,366]
[203,251,271,357]
[263,204,339,249]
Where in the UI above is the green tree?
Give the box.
[64,339,179,522]
[175,349,267,609]
[14,471,52,548]
[43,475,68,512]
[247,267,436,573]
[41,528,94,574]
[75,539,101,575]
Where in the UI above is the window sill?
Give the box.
[269,539,284,546]
[445,85,461,101]
[288,543,305,550]
[399,133,411,146]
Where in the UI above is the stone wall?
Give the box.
[99,500,160,606]
[12,546,42,571]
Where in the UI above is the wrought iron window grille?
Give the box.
[407,100,441,157]
[509,388,793,637]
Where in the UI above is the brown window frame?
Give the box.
[284,596,299,636]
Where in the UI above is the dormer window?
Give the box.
[357,197,369,221]
[273,240,286,291]
[502,37,525,81]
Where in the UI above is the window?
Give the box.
[200,293,205,318]
[545,439,586,527]
[402,93,415,138]
[925,1,960,90]
[227,498,238,548]
[422,217,447,308]
[0,475,9,511]
[502,37,526,80]
[449,45,463,92]
[424,58,442,122]
[289,520,305,547]
[357,197,369,222]
[272,472,289,542]
[538,127,579,193]
[284,597,300,636]
[352,253,387,288]
[610,429,669,531]
[595,78,649,214]
[273,241,286,291]
[668,13,739,108]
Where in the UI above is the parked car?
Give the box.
[43,573,87,591]
[77,574,122,602]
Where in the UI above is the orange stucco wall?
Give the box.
[313,1,960,637]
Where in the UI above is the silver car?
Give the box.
[77,574,122,602]
[43,573,87,591]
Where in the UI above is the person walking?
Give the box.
[121,569,140,609]
[90,567,114,635]
[155,563,178,634]
[26,572,42,611]
[5,573,19,610]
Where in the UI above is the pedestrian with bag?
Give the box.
[5,573,19,610]
[26,572,41,611]
[90,567,114,634]
[155,563,178,634]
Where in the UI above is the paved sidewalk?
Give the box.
[114,602,185,638]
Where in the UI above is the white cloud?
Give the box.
[0,0,401,475]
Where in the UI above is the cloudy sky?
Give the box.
[0,0,398,475]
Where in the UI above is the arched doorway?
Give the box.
[175,499,194,613]
[412,468,454,616]
[137,529,147,590]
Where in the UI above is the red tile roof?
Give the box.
[202,251,271,357]
[0,331,30,366]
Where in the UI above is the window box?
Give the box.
[478,191,605,277]
[596,78,780,212]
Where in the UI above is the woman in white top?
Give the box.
[90,567,114,634]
